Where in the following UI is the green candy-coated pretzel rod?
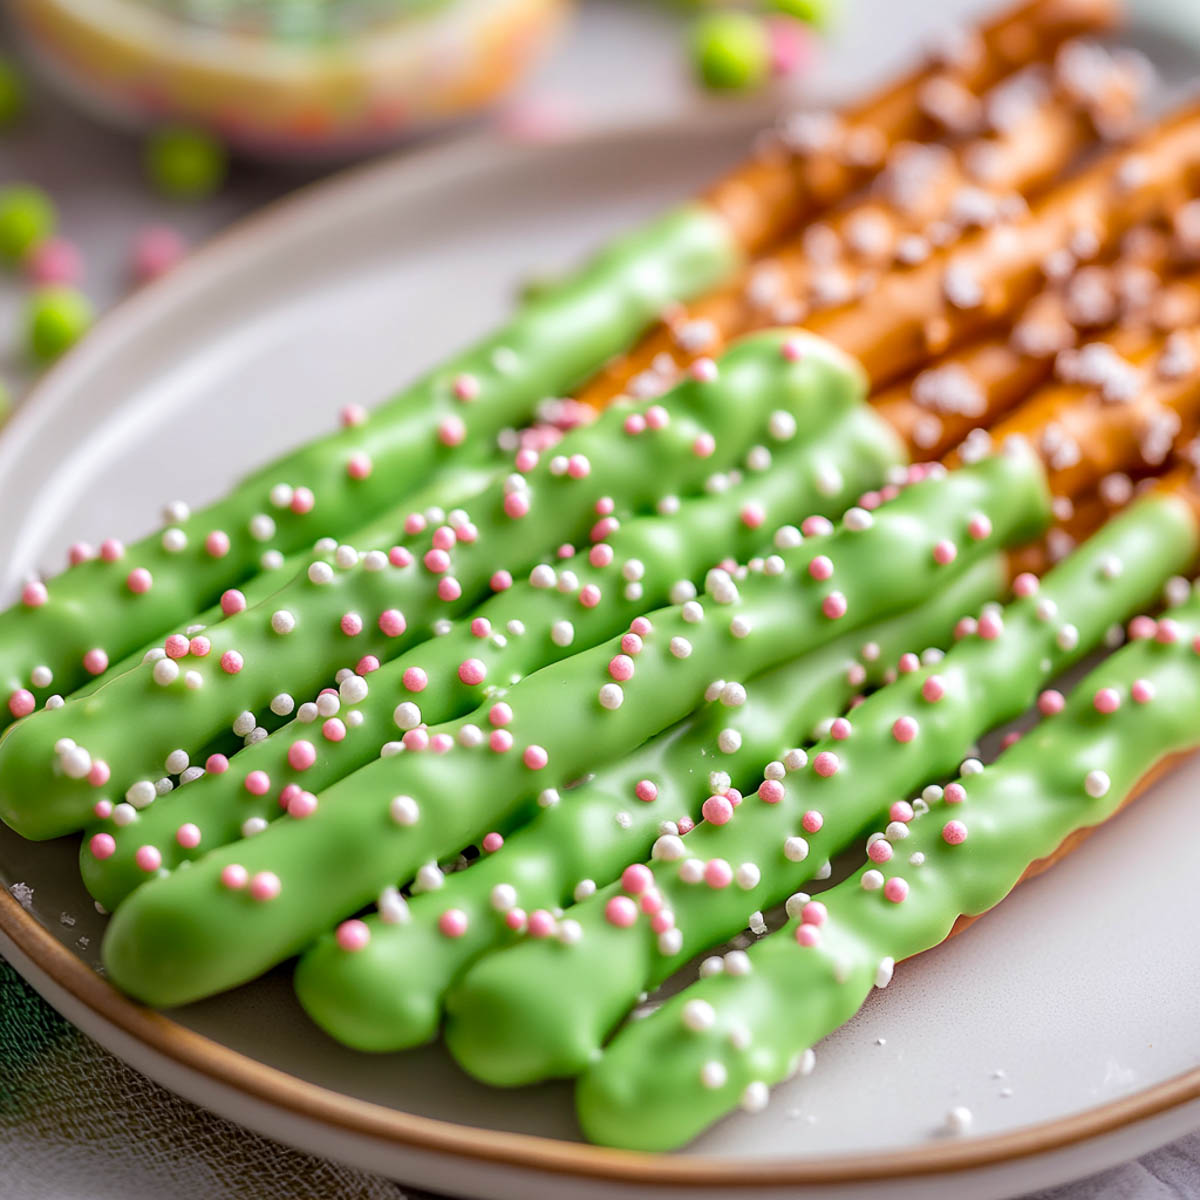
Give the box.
[442,492,1196,1086]
[82,404,905,912]
[2,206,738,726]
[576,588,1200,1151]
[99,450,1050,1007]
[293,554,1006,1052]
[2,329,857,842]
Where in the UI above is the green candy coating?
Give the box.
[100,450,1050,1007]
[294,555,1006,1052]
[144,128,228,200]
[577,588,1200,1150]
[443,494,1195,1086]
[0,185,54,264]
[26,287,93,363]
[81,404,904,911]
[0,59,27,127]
[0,203,739,725]
[691,12,771,92]
[0,330,863,842]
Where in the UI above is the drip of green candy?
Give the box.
[576,587,1200,1151]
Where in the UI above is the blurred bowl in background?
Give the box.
[8,0,570,159]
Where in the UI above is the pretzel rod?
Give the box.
[575,584,1200,1152]
[98,450,1051,1007]
[442,488,1195,1087]
[292,554,1006,1052]
[79,405,905,913]
[0,331,873,844]
[581,41,1146,409]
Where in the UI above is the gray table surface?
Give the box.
[2,0,1198,1195]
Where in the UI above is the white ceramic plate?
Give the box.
[5,93,1200,1200]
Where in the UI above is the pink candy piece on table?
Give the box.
[131,225,187,283]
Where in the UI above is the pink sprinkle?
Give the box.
[1038,689,1065,715]
[68,542,94,566]
[527,909,556,938]
[622,864,654,894]
[99,538,124,562]
[357,655,380,675]
[967,513,992,541]
[726,788,743,807]
[589,544,614,569]
[591,516,620,543]
[1131,678,1155,704]
[883,877,910,903]
[801,809,824,833]
[741,502,766,529]
[389,546,414,568]
[690,356,719,382]
[430,733,454,754]
[880,484,900,503]
[567,454,591,479]
[288,741,316,771]
[189,636,210,658]
[490,729,514,753]
[82,648,109,676]
[131,224,185,282]
[505,908,527,932]
[606,895,638,927]
[482,832,504,853]
[678,816,695,835]
[438,908,469,937]
[944,781,966,804]
[220,589,247,616]
[795,923,821,947]
[933,539,958,566]
[504,492,530,520]
[635,779,658,803]
[249,872,281,901]
[453,373,480,402]
[808,555,833,581]
[220,650,243,675]
[245,771,271,796]
[1129,614,1156,640]
[692,432,716,458]
[90,833,116,860]
[921,675,946,702]
[424,548,450,575]
[1013,572,1039,598]
[621,634,643,656]
[432,526,457,552]
[135,845,163,873]
[437,577,462,603]
[290,487,315,515]
[624,413,646,435]
[279,784,301,808]
[377,609,406,639]
[221,864,249,890]
[491,569,513,592]
[288,791,318,818]
[340,403,367,428]
[579,584,602,608]
[21,581,48,608]
[643,404,669,431]
[7,689,34,718]
[704,858,734,888]
[27,236,83,286]
[702,794,734,825]
[822,592,847,620]
[868,839,893,863]
[438,415,466,447]
[781,336,806,362]
[890,800,914,823]
[812,751,840,777]
[164,633,189,659]
[954,616,977,640]
[489,702,513,727]
[515,447,539,472]
[978,612,1004,640]
[346,453,372,480]
[1093,687,1120,714]
[88,761,111,787]
[767,14,814,75]
[609,654,635,682]
[897,653,920,675]
[801,900,827,926]
[650,909,675,933]
[403,667,428,693]
[631,616,653,637]
[942,820,968,845]
[459,658,487,686]
[404,513,426,536]
[206,754,229,774]
[830,717,852,741]
[402,728,429,752]
[758,779,785,804]
[1156,618,1181,645]
[523,744,549,770]
[892,716,919,743]
[595,496,615,516]
[176,823,202,849]
[336,920,370,951]
[323,718,346,743]
[470,618,491,639]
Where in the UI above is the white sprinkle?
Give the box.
[783,748,808,772]
[162,528,187,553]
[573,878,597,902]
[598,683,624,710]
[1056,623,1080,652]
[296,702,318,724]
[165,749,189,775]
[785,892,811,920]
[457,724,483,748]
[700,1060,728,1090]
[232,711,257,737]
[179,767,204,785]
[111,803,137,827]
[764,760,786,781]
[490,883,518,912]
[334,544,358,569]
[529,564,556,589]
[249,514,276,542]
[720,681,747,708]
[699,956,724,978]
[184,671,203,690]
[624,583,643,602]
[152,659,179,686]
[679,858,706,884]
[316,693,340,718]
[741,1082,769,1113]
[718,729,742,754]
[30,665,52,688]
[730,615,752,639]
[339,676,369,705]
[538,788,560,808]
[552,620,576,648]
[163,499,190,524]
[622,559,645,582]
[784,836,810,863]
[393,702,422,731]
[413,863,444,893]
[681,600,704,624]
[44,695,64,710]
[724,950,752,976]
[261,549,284,570]
[658,928,684,955]
[558,919,583,945]
[768,410,798,441]
[652,835,686,862]
[862,869,885,890]
[682,999,716,1032]
[843,507,874,532]
[944,1106,973,1135]
[363,550,388,572]
[390,795,420,825]
[735,862,761,890]
[670,637,693,659]
[126,780,156,809]
[670,580,697,605]
[1085,769,1110,798]
[875,957,895,988]
[308,562,334,585]
[378,886,410,925]
[241,817,268,838]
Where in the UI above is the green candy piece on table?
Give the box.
[80,403,905,912]
[0,201,739,728]
[293,554,1006,1052]
[99,449,1050,1008]
[144,127,228,200]
[0,185,55,264]
[767,0,835,30]
[442,493,1196,1086]
[577,588,1200,1151]
[0,59,26,128]
[0,329,865,842]
[25,288,93,363]
[691,12,770,92]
